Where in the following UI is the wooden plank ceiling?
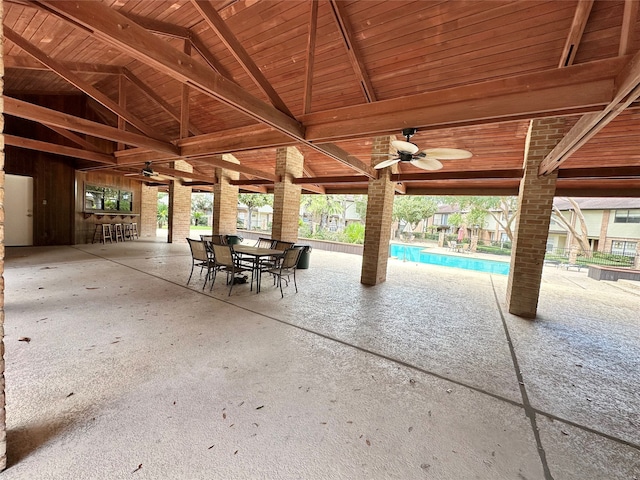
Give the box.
[3,0,640,196]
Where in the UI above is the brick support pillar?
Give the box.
[361,136,396,286]
[272,147,303,243]
[0,0,7,468]
[168,160,192,243]
[506,119,563,318]
[140,184,158,239]
[212,161,239,235]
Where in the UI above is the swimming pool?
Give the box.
[389,244,510,275]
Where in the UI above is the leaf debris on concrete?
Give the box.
[132,464,142,473]
[18,337,31,343]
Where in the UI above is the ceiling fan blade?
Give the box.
[374,157,401,169]
[411,158,443,171]
[422,148,472,160]
[392,140,419,155]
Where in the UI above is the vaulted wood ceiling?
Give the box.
[3,0,640,196]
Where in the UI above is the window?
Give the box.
[85,185,133,212]
[611,241,637,256]
[614,209,640,223]
[434,213,449,226]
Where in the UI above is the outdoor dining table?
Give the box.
[232,245,285,293]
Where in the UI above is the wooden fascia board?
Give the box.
[558,166,640,178]
[329,0,376,102]
[230,179,275,186]
[391,169,523,182]
[555,179,640,196]
[190,0,293,117]
[5,134,116,164]
[292,175,370,184]
[558,0,594,67]
[301,57,626,142]
[539,51,640,175]
[4,27,169,142]
[39,1,303,139]
[4,96,180,155]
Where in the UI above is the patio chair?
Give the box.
[265,247,303,298]
[273,240,295,251]
[186,238,214,287]
[210,234,228,245]
[210,244,252,296]
[255,237,275,249]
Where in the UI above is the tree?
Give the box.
[392,196,438,235]
[157,202,168,228]
[301,195,344,232]
[191,192,212,226]
[238,193,273,230]
[552,197,591,252]
[450,196,517,241]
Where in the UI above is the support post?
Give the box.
[361,136,396,285]
[140,184,158,238]
[272,147,303,243]
[212,161,239,236]
[506,118,563,318]
[168,160,192,243]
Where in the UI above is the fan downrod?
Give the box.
[401,127,417,142]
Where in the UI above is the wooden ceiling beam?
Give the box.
[302,56,626,142]
[292,175,370,184]
[190,155,279,182]
[392,169,524,182]
[5,134,115,164]
[303,0,318,115]
[46,126,104,152]
[4,96,179,155]
[329,0,376,102]
[540,50,640,175]
[151,165,214,183]
[558,0,593,67]
[4,27,169,142]
[120,12,190,39]
[122,68,202,136]
[239,185,269,194]
[619,0,639,56]
[4,55,122,74]
[300,184,326,194]
[39,1,375,178]
[190,0,293,117]
[558,166,640,178]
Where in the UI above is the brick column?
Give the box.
[140,184,158,239]
[361,136,396,286]
[506,118,563,318]
[212,161,239,235]
[272,147,303,243]
[168,160,192,243]
[0,0,7,468]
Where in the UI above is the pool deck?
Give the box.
[2,239,639,479]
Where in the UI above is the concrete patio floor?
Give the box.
[2,239,639,479]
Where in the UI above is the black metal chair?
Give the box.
[265,247,303,298]
[186,238,214,287]
[210,244,252,296]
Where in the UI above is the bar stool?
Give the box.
[129,222,139,240]
[113,223,125,242]
[92,223,113,244]
[123,223,132,240]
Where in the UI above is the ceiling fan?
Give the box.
[374,128,472,171]
[124,162,173,181]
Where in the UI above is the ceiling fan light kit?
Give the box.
[374,128,472,171]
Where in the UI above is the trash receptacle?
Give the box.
[295,245,312,269]
[225,234,243,245]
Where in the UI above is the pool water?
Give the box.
[389,244,510,275]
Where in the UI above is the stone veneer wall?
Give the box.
[272,147,303,243]
[361,136,396,286]
[506,118,563,318]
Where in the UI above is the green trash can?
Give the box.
[225,234,243,245]
[295,245,312,269]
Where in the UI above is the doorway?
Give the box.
[5,174,34,246]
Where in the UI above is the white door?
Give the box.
[5,174,34,246]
